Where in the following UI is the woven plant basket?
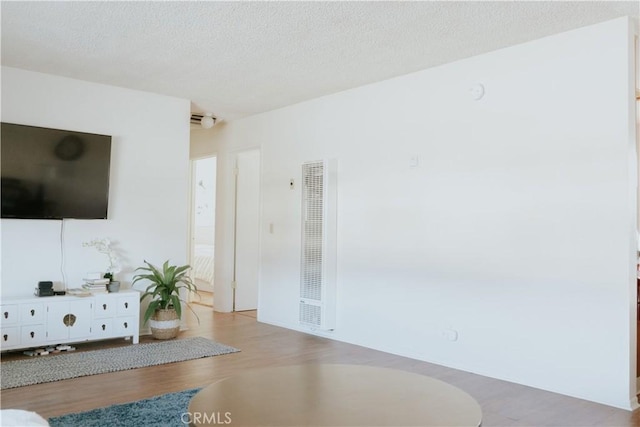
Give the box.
[149,308,180,340]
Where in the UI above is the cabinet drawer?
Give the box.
[20,303,44,324]
[1,327,19,348]
[93,318,114,339]
[94,295,116,318]
[21,324,45,346]
[114,316,137,336]
[117,295,138,316]
[1,305,18,326]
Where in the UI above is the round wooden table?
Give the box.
[188,364,482,426]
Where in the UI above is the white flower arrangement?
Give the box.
[83,238,121,276]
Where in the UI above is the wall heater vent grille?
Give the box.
[300,160,337,330]
[301,162,324,302]
[299,301,322,326]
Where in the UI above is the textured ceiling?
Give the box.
[1,1,638,123]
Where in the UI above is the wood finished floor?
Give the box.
[191,290,214,307]
[1,304,639,426]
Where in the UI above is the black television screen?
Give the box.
[1,122,112,219]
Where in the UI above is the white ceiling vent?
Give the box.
[190,113,217,128]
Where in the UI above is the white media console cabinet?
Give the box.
[0,290,140,352]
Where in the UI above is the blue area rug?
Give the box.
[48,388,201,427]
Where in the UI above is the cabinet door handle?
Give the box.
[123,322,128,329]
[30,309,35,316]
[63,314,77,327]
[3,334,7,341]
[102,324,106,331]
[124,302,129,309]
[103,304,107,310]
[30,331,35,338]
[3,312,8,319]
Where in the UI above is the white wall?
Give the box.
[190,127,218,159]
[208,18,638,409]
[1,68,191,305]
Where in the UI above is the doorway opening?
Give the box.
[190,156,217,308]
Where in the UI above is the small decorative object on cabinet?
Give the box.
[133,260,198,340]
[0,291,139,352]
[83,237,123,292]
[107,281,121,293]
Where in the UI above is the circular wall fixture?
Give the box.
[54,135,85,160]
[470,84,485,100]
[201,114,216,129]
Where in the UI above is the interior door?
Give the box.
[234,149,260,311]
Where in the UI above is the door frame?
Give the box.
[232,148,261,312]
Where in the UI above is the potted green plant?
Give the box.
[132,260,198,340]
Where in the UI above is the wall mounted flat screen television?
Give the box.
[1,122,112,220]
